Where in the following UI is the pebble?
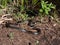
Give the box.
[21,29,27,32]
[34,32,38,35]
[53,24,57,26]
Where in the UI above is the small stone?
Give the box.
[36,40,39,44]
[21,29,26,32]
[53,24,56,26]
[34,32,38,35]
[35,40,39,45]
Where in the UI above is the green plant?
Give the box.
[0,0,13,8]
[8,32,14,39]
[20,0,25,12]
[21,0,40,15]
[0,0,7,8]
[32,0,41,10]
[39,0,55,15]
[19,13,28,21]
[14,13,28,22]
[14,0,41,21]
[0,0,56,23]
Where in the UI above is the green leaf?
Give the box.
[32,0,38,5]
[40,0,56,15]
[45,1,48,3]
[47,7,51,11]
[41,1,45,9]
[20,5,25,12]
[51,6,55,9]
[45,9,49,14]
[39,9,43,12]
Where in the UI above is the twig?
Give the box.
[0,14,13,24]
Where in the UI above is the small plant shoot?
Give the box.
[39,0,56,15]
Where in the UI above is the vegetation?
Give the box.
[7,32,14,39]
[39,0,55,15]
[0,0,58,22]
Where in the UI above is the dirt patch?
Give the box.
[0,17,60,45]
